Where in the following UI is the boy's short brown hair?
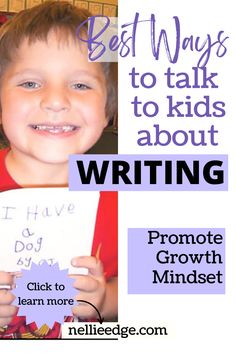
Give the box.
[0,1,117,120]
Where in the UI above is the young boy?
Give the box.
[0,1,117,338]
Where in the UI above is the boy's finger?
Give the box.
[72,274,99,292]
[72,299,97,319]
[71,256,104,277]
[0,316,13,327]
[9,271,22,278]
[0,290,16,305]
[0,304,17,318]
[0,272,14,286]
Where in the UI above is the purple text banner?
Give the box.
[69,154,228,191]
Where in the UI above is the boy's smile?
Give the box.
[30,123,79,135]
[0,31,108,184]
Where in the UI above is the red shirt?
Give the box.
[0,148,118,338]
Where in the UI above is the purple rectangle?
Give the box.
[69,154,228,191]
[128,228,225,294]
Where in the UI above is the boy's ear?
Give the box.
[0,104,2,123]
[103,116,109,128]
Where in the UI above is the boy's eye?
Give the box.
[19,81,40,89]
[72,83,90,90]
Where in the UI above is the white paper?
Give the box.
[0,188,100,273]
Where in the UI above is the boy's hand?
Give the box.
[70,256,117,321]
[0,271,17,327]
[70,256,106,320]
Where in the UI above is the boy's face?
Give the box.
[0,32,108,166]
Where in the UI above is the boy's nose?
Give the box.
[40,87,70,115]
